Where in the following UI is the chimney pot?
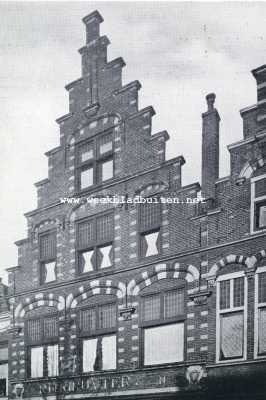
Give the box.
[206,93,216,111]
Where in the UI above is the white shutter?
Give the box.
[144,323,184,365]
[83,338,97,372]
[102,335,116,370]
[47,344,58,376]
[31,347,43,378]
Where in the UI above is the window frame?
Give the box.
[0,342,8,397]
[76,211,114,275]
[140,285,186,367]
[76,131,114,192]
[254,266,266,359]
[216,271,247,364]
[77,301,118,373]
[250,173,266,233]
[38,230,57,286]
[138,199,162,259]
[26,314,59,379]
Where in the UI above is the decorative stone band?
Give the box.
[128,263,200,296]
[15,293,65,319]
[66,280,126,309]
[207,250,266,283]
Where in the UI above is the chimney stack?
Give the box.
[252,65,266,128]
[82,10,104,44]
[201,93,220,200]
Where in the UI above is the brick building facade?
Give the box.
[6,10,266,400]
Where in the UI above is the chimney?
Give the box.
[82,10,104,44]
[201,93,220,200]
[252,65,266,127]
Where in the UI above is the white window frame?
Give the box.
[254,265,266,359]
[250,173,266,234]
[216,271,247,363]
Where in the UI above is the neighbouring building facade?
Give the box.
[6,10,266,400]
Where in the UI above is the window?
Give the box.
[77,213,114,274]
[39,231,57,284]
[0,343,8,396]
[139,200,161,257]
[26,316,58,378]
[78,303,117,372]
[141,288,185,366]
[76,133,113,191]
[216,273,247,362]
[251,175,266,232]
[255,269,266,357]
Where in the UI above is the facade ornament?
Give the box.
[119,306,136,321]
[245,268,256,279]
[12,383,24,399]
[186,365,206,385]
[189,290,212,306]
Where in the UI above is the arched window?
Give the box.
[78,299,117,372]
[140,280,185,366]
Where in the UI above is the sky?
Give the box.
[0,1,266,282]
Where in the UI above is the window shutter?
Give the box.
[96,214,113,243]
[40,233,56,260]
[98,304,116,329]
[164,289,184,318]
[78,220,94,249]
[140,201,161,231]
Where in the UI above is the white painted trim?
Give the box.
[217,271,245,281]
[250,174,266,234]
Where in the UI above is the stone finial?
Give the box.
[206,93,216,111]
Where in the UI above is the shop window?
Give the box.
[217,273,247,362]
[77,213,114,274]
[141,287,185,366]
[78,303,117,372]
[39,231,57,285]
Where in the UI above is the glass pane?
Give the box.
[259,204,266,228]
[79,308,96,332]
[98,304,116,329]
[258,308,266,355]
[31,347,43,378]
[140,201,161,231]
[79,142,94,163]
[27,319,41,342]
[142,294,160,321]
[99,245,112,269]
[101,159,113,181]
[220,312,243,359]
[258,272,266,303]
[79,250,94,273]
[255,178,266,198]
[81,167,93,189]
[47,344,58,376]
[233,277,244,307]
[0,364,7,396]
[143,231,159,257]
[44,317,58,339]
[98,134,112,155]
[220,280,230,309]
[83,338,97,372]
[39,232,56,260]
[144,323,184,365]
[102,335,116,370]
[44,261,56,283]
[78,220,94,248]
[96,214,113,242]
[0,348,8,361]
[164,289,184,318]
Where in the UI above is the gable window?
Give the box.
[251,174,266,232]
[139,200,161,258]
[78,303,117,372]
[76,133,113,191]
[26,316,58,378]
[77,212,114,274]
[39,231,57,285]
[255,268,266,357]
[0,343,8,396]
[141,287,185,366]
[216,273,247,362]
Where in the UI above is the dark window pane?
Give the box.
[233,277,244,307]
[255,178,266,198]
[78,142,94,164]
[27,319,42,342]
[44,317,58,339]
[220,280,230,309]
[140,201,161,231]
[142,294,160,321]
[97,134,113,155]
[259,272,266,303]
[40,233,56,260]
[98,304,116,329]
[164,289,184,318]
[78,220,94,248]
[79,308,96,332]
[258,307,266,355]
[0,378,6,397]
[255,200,266,229]
[96,214,113,242]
